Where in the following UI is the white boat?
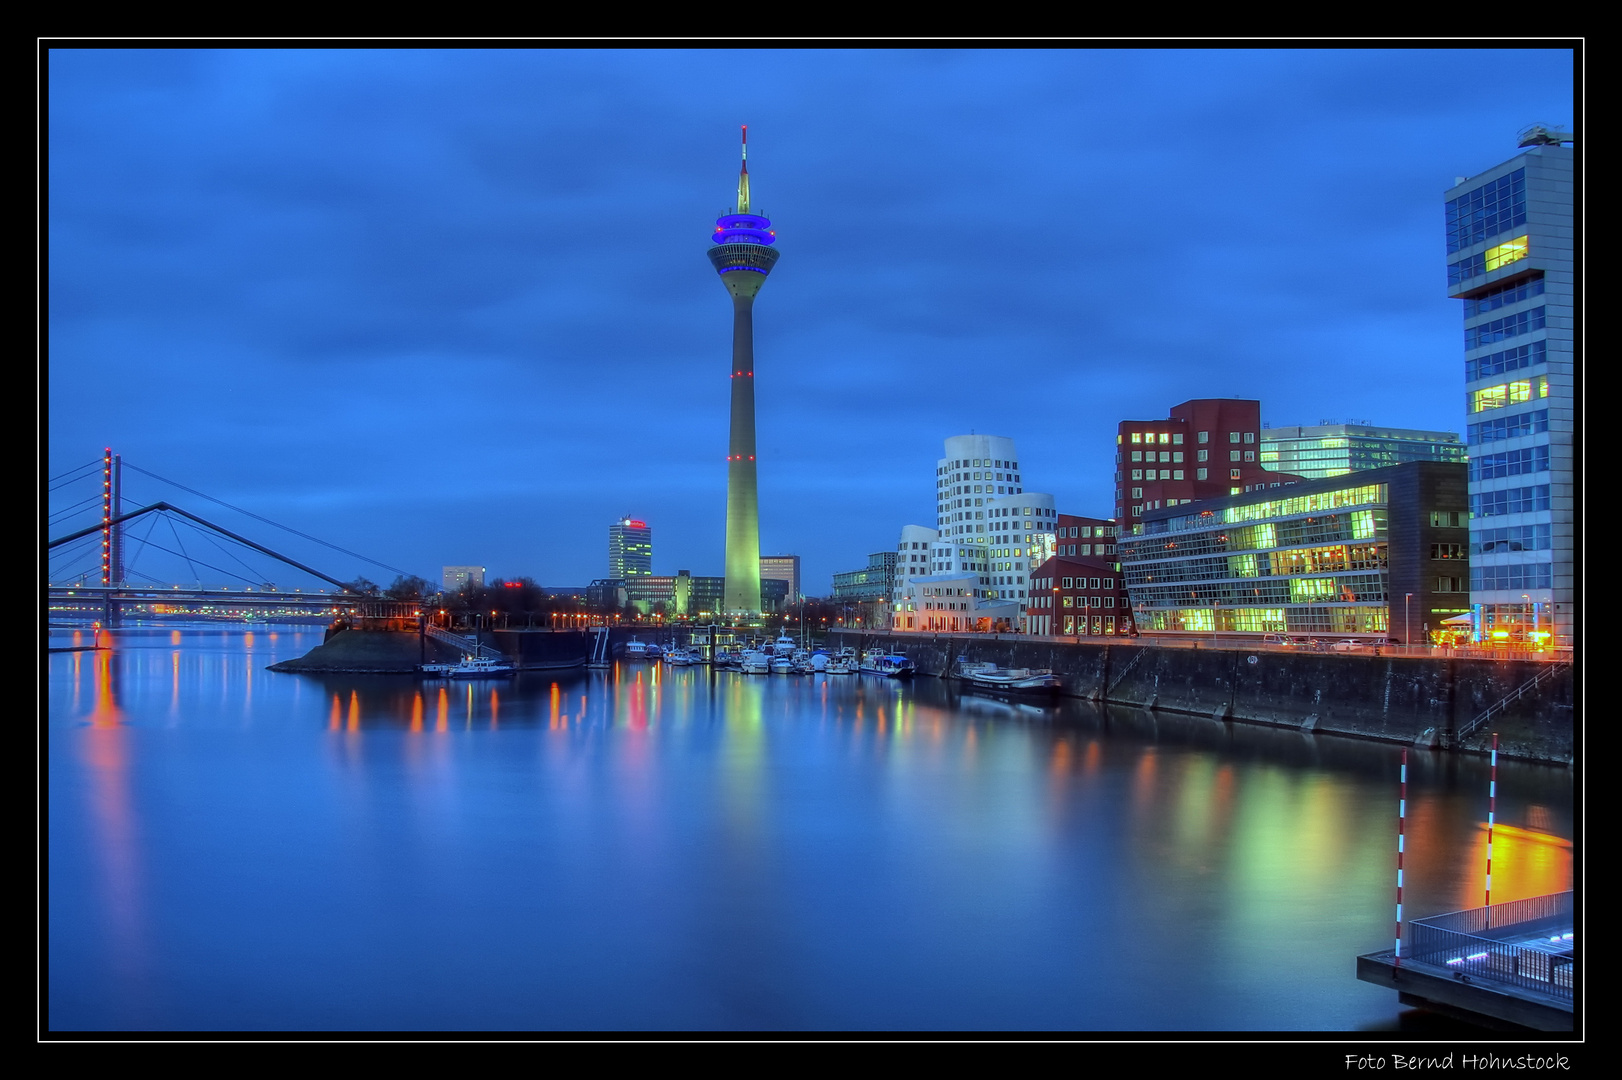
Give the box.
[739,650,771,674]
[956,659,1060,695]
[769,654,795,674]
[442,655,516,678]
[624,637,650,660]
[825,647,856,674]
[663,648,696,666]
[770,632,798,657]
[859,651,915,678]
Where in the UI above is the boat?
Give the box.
[663,648,696,666]
[423,654,517,678]
[769,654,795,674]
[624,637,650,660]
[825,647,856,675]
[859,651,915,678]
[770,632,798,657]
[956,659,1061,695]
[739,650,771,674]
[644,643,663,661]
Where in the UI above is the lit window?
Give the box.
[1484,234,1529,272]
[1131,433,1142,444]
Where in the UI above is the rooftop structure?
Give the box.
[608,517,652,579]
[1262,423,1466,480]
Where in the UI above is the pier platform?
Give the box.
[1357,891,1574,1031]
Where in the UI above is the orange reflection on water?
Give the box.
[436,687,448,732]
[89,649,125,728]
[411,693,423,732]
[329,695,341,731]
[489,689,500,729]
[550,683,561,729]
[347,691,360,732]
[170,630,182,646]
[1463,822,1573,909]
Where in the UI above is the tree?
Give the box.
[385,574,434,601]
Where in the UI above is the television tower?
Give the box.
[707,126,780,621]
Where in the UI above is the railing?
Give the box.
[1459,659,1573,740]
[425,624,502,659]
[1406,892,1574,1000]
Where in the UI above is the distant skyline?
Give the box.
[46,47,1577,594]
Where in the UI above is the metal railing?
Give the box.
[1459,659,1574,740]
[1406,892,1574,1000]
[425,624,502,659]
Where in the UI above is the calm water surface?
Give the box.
[47,626,1575,1032]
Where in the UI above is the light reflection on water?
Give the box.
[47,627,1574,1032]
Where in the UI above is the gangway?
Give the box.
[588,627,612,668]
[426,624,504,660]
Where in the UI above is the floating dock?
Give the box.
[1357,891,1574,1031]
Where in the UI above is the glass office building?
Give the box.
[1119,462,1468,643]
[1262,424,1465,480]
[608,517,653,579]
[1446,133,1574,648]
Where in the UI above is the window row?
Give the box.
[1470,485,1550,518]
[1469,445,1550,481]
[1464,273,1544,317]
[1470,375,1548,414]
[1130,451,1185,463]
[1448,235,1528,286]
[1467,339,1545,383]
[1472,523,1551,555]
[1466,307,1544,350]
[1471,562,1553,592]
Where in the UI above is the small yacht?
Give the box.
[739,649,771,674]
[624,637,650,660]
[663,648,696,666]
[436,655,517,678]
[956,658,1061,696]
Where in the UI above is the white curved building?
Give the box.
[892,434,1057,632]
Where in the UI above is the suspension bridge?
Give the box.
[48,450,425,626]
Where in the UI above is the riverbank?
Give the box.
[266,627,592,674]
[830,630,1574,764]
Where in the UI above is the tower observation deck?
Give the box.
[708,126,779,621]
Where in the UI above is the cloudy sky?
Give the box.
[46,47,1576,594]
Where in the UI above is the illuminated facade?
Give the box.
[1116,399,1308,523]
[608,517,653,579]
[1119,462,1468,643]
[1447,133,1574,648]
[1261,423,1465,480]
[708,126,780,621]
[1027,555,1127,638]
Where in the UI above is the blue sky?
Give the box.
[46,47,1577,594]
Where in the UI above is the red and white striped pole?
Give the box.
[1395,749,1407,970]
[1485,732,1498,926]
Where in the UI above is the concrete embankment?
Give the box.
[267,628,591,674]
[830,631,1573,764]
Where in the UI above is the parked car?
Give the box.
[1330,639,1363,652]
[1261,634,1294,647]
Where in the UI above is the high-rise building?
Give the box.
[1262,423,1466,480]
[708,126,780,621]
[759,555,801,604]
[1117,399,1307,526]
[608,517,653,578]
[442,565,485,591]
[1447,127,1574,648]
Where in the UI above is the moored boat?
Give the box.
[956,658,1060,695]
[859,651,915,678]
[423,654,517,678]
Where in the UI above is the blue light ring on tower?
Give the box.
[713,213,777,246]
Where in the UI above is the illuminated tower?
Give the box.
[708,126,780,621]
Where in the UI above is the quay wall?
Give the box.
[269,627,591,673]
[829,630,1573,764]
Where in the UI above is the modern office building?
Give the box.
[1118,461,1469,644]
[1116,399,1308,524]
[897,433,1058,631]
[833,551,897,628]
[1447,128,1574,648]
[1262,423,1466,479]
[607,517,653,579]
[759,555,801,604]
[623,572,724,619]
[442,565,485,592]
[708,126,781,621]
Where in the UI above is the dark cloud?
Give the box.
[47,47,1576,593]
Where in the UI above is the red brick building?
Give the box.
[1116,399,1308,525]
[1027,553,1133,638]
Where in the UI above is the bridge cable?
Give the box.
[163,512,204,587]
[182,513,276,586]
[122,462,418,580]
[48,460,102,486]
[49,494,105,525]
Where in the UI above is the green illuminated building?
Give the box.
[1261,423,1465,480]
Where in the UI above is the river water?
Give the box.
[46,626,1575,1032]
